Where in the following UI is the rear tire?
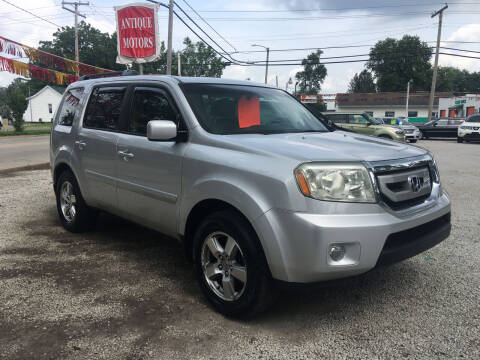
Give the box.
[55,170,97,233]
[193,210,277,317]
[457,137,463,143]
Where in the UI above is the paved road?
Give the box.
[0,140,479,359]
[0,135,50,171]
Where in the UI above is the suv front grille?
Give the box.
[375,166,432,210]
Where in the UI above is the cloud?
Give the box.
[438,23,480,71]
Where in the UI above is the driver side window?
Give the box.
[129,88,176,136]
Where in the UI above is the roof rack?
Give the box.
[78,69,139,81]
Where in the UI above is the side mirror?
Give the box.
[147,120,177,141]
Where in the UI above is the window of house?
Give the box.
[57,87,84,126]
[48,103,53,114]
[84,87,126,131]
[129,88,176,135]
[407,111,418,117]
[385,111,395,117]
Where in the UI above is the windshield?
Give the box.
[466,115,480,122]
[181,83,328,135]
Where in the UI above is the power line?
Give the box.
[180,0,236,52]
[0,0,61,28]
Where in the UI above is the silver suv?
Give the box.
[51,74,451,317]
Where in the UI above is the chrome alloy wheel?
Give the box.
[201,231,247,301]
[60,181,77,222]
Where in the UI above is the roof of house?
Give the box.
[335,91,452,107]
[27,85,66,100]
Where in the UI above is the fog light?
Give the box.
[329,244,346,262]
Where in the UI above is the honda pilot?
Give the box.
[50,73,451,317]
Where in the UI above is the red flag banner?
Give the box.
[115,3,161,64]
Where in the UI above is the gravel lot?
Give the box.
[0,139,479,359]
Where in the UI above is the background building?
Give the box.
[335,92,445,123]
[23,85,64,123]
[438,94,480,118]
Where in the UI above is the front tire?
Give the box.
[193,210,277,317]
[378,134,392,140]
[410,139,417,143]
[55,170,97,233]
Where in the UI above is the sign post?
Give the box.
[115,3,161,68]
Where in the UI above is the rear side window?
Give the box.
[57,87,84,126]
[129,88,176,135]
[328,114,346,123]
[84,87,126,131]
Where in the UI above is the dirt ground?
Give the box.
[0,139,479,359]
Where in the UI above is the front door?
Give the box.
[349,114,371,135]
[115,86,188,237]
[75,86,127,210]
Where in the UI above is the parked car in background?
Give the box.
[377,117,421,143]
[457,114,480,143]
[323,112,405,141]
[417,118,463,139]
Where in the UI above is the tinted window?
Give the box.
[84,87,125,131]
[129,88,176,135]
[57,87,84,126]
[327,114,346,123]
[408,111,418,117]
[182,84,327,134]
[467,115,480,122]
[351,114,367,124]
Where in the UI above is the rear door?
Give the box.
[75,86,127,210]
[115,85,188,236]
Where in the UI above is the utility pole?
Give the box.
[252,44,269,84]
[428,3,448,122]
[62,1,89,77]
[178,52,181,76]
[166,0,174,75]
[406,79,412,122]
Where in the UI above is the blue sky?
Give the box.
[1,0,480,92]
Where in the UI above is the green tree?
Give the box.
[0,87,12,120]
[39,21,123,71]
[5,79,28,132]
[178,37,226,77]
[348,70,376,93]
[367,35,432,92]
[295,50,327,94]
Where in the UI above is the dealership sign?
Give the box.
[115,3,161,64]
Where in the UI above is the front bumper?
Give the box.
[255,188,451,283]
[458,128,480,140]
[405,131,421,140]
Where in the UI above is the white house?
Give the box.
[23,85,64,123]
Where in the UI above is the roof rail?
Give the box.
[78,69,139,81]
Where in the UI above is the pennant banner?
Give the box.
[0,35,111,78]
[0,55,78,85]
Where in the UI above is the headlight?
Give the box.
[395,129,404,134]
[295,163,376,203]
[430,155,440,184]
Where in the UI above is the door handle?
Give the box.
[75,140,86,150]
[118,150,135,160]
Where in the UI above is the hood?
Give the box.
[220,131,427,162]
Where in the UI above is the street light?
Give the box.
[406,79,413,122]
[252,44,270,84]
[285,77,292,91]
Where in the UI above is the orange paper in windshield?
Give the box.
[238,95,260,128]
